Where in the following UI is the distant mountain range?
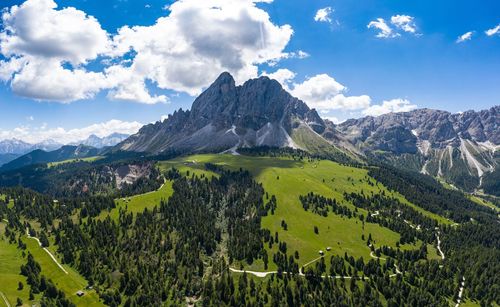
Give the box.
[0,145,102,172]
[114,72,499,193]
[0,138,62,155]
[0,133,129,167]
[71,133,129,149]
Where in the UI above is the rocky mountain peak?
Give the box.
[116,72,328,154]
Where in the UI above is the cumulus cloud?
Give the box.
[362,98,417,116]
[0,119,143,144]
[391,15,417,33]
[456,31,474,43]
[0,0,110,64]
[0,0,111,102]
[290,74,371,111]
[107,0,293,98]
[367,18,399,38]
[485,24,500,36]
[11,59,107,102]
[0,0,295,103]
[314,7,333,23]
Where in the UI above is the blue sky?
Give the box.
[0,0,499,143]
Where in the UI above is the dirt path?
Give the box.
[230,255,402,280]
[370,251,387,260]
[454,276,465,307]
[25,228,68,274]
[0,291,11,307]
[436,232,445,260]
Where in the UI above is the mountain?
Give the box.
[0,145,101,172]
[0,153,20,166]
[116,72,352,160]
[74,133,129,148]
[0,138,62,155]
[0,138,33,154]
[336,107,499,191]
[115,72,498,193]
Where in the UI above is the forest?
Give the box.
[0,153,499,306]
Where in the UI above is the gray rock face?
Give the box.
[337,107,499,153]
[117,72,327,154]
[337,106,499,191]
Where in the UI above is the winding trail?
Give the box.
[370,251,386,260]
[436,232,445,260]
[25,228,68,274]
[131,178,166,198]
[230,253,402,280]
[455,276,465,307]
[0,291,11,307]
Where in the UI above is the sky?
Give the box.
[0,0,499,144]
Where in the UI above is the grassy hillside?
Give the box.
[159,154,446,271]
[0,221,103,306]
[98,179,175,221]
[0,223,31,307]
[47,156,103,168]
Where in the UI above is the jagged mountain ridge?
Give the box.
[72,133,129,148]
[117,72,348,158]
[337,107,499,191]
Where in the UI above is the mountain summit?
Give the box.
[116,72,344,156]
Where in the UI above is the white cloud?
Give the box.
[368,15,420,38]
[261,68,296,90]
[362,98,417,116]
[485,24,500,36]
[0,119,142,144]
[0,0,295,104]
[11,58,107,102]
[107,0,293,98]
[0,0,110,64]
[290,74,371,111]
[314,7,333,23]
[0,0,111,102]
[456,31,474,43]
[391,15,417,33]
[367,18,399,38]
[27,116,34,121]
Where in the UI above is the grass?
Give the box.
[47,156,103,168]
[0,194,14,209]
[1,221,103,306]
[468,195,499,212]
[0,223,31,307]
[98,180,174,221]
[22,235,103,306]
[159,154,447,270]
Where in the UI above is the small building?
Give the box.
[76,291,84,297]
[319,250,324,256]
[326,247,331,251]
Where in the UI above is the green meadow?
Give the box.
[47,156,103,168]
[0,221,103,306]
[158,154,447,270]
[98,180,174,221]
